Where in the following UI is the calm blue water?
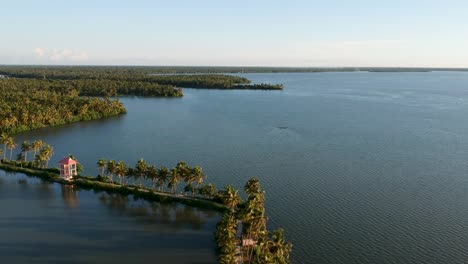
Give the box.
[0,171,220,263]
[13,72,468,263]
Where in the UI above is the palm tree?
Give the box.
[270,229,293,264]
[157,166,169,191]
[176,161,191,184]
[96,158,107,177]
[34,151,47,168]
[255,229,292,264]
[20,141,31,162]
[114,161,127,185]
[221,185,240,210]
[16,152,25,163]
[1,133,10,160]
[147,165,158,190]
[215,211,239,264]
[106,160,116,183]
[192,166,206,193]
[135,158,148,188]
[244,177,261,196]
[126,167,135,186]
[183,166,206,196]
[168,167,180,194]
[0,149,3,163]
[6,137,17,161]
[40,144,53,168]
[32,140,43,157]
[199,183,216,199]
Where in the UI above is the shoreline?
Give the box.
[0,162,228,212]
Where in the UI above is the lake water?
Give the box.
[0,172,220,263]
[12,72,468,263]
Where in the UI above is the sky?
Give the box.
[1,0,468,67]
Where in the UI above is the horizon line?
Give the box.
[1,64,468,70]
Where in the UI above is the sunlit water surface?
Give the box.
[12,72,468,263]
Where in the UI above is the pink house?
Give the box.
[59,157,77,180]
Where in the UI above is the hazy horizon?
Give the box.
[2,0,468,67]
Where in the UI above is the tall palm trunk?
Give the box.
[9,149,13,161]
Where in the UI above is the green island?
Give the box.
[0,66,283,134]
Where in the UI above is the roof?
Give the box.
[58,157,77,165]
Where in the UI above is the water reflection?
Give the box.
[97,192,209,230]
[0,172,220,264]
[61,185,79,208]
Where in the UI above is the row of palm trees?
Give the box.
[96,158,208,195]
[1,133,17,161]
[0,133,54,168]
[216,177,292,264]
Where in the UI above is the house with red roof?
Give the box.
[59,157,77,180]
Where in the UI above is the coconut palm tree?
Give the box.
[135,158,148,188]
[126,167,135,186]
[221,185,240,210]
[168,167,180,194]
[146,165,158,190]
[0,133,9,160]
[16,152,25,163]
[199,183,216,199]
[40,144,53,168]
[269,229,292,264]
[244,177,261,196]
[20,141,31,162]
[6,137,17,161]
[114,161,127,185]
[192,166,206,193]
[106,160,116,183]
[96,158,107,177]
[215,211,239,264]
[34,151,47,168]
[176,161,191,184]
[157,166,169,191]
[255,229,292,264]
[32,140,43,157]
[183,166,206,196]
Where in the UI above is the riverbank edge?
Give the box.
[5,110,127,135]
[0,163,228,212]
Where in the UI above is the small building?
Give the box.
[59,157,77,180]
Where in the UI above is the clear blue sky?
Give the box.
[1,0,468,67]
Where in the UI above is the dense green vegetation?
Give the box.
[215,177,292,264]
[0,80,127,134]
[0,65,285,134]
[0,65,283,90]
[0,66,284,134]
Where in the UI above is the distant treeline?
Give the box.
[1,65,466,74]
[0,79,127,134]
[0,66,283,90]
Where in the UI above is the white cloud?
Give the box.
[34,48,45,57]
[33,48,89,62]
